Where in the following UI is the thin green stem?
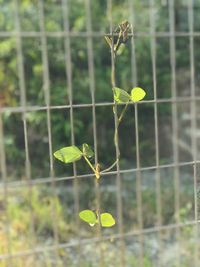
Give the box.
[111,62,116,87]
[101,158,119,173]
[118,102,129,124]
[101,37,131,174]
[110,27,126,267]
[101,102,129,174]
[83,155,96,174]
[83,155,100,180]
[113,105,118,146]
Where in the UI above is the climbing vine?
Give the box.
[54,21,146,228]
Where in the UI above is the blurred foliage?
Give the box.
[0,0,200,266]
[0,0,182,180]
[1,0,198,179]
[0,172,196,266]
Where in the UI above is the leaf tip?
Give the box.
[131,87,146,102]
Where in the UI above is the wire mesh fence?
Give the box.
[0,0,200,266]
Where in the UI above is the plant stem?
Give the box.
[101,158,119,173]
[83,155,96,173]
[100,38,131,174]
[111,28,125,267]
[101,102,129,173]
[118,102,129,124]
[83,155,100,180]
[111,32,122,176]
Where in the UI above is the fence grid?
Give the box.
[0,0,200,266]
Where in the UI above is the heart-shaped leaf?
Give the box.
[130,87,146,102]
[54,146,83,163]
[113,87,130,103]
[79,210,97,226]
[100,213,116,227]
[82,143,94,158]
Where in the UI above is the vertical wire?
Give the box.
[0,115,12,267]
[14,0,36,261]
[38,0,60,265]
[129,0,138,85]
[193,162,199,267]
[107,0,125,266]
[169,0,180,266]
[149,0,162,264]
[0,4,14,264]
[128,1,144,266]
[134,103,144,267]
[188,0,199,265]
[85,0,104,266]
[61,0,81,266]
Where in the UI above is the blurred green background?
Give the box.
[0,0,200,266]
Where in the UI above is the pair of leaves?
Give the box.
[104,20,131,55]
[79,210,115,228]
[113,87,146,104]
[54,143,93,164]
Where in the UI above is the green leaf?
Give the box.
[116,43,125,56]
[54,146,83,163]
[130,87,146,102]
[113,87,130,103]
[82,143,94,158]
[104,35,112,49]
[79,210,97,226]
[100,213,116,227]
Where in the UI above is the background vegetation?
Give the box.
[0,0,200,266]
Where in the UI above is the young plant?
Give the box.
[54,20,146,229]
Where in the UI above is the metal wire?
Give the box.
[107,1,125,266]
[0,115,12,266]
[14,0,37,264]
[0,0,200,266]
[85,0,104,265]
[61,0,81,266]
[0,159,200,189]
[1,96,200,114]
[169,1,181,266]
[149,1,162,266]
[129,1,144,266]
[38,0,60,264]
[1,95,200,115]
[188,0,199,265]
[0,218,199,261]
[2,31,200,38]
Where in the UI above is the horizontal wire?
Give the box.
[0,159,199,189]
[0,218,199,261]
[1,96,200,114]
[1,4,200,264]
[1,31,200,38]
